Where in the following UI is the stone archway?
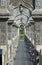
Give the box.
[19,24,24,39]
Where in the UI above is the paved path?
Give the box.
[13,39,33,65]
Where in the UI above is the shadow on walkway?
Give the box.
[13,39,33,65]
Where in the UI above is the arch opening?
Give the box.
[19,25,24,39]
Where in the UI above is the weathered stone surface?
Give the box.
[32,9,42,18]
[34,22,40,45]
[35,0,42,9]
[0,22,7,44]
[10,0,32,8]
[0,8,10,15]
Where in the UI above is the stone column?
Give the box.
[32,0,42,64]
[0,7,10,65]
[18,28,20,37]
[29,17,34,45]
[12,23,19,60]
[24,26,26,36]
[25,26,28,37]
[7,16,14,65]
[28,21,31,41]
[26,24,29,39]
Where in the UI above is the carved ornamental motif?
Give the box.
[35,0,41,8]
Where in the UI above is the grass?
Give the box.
[20,34,24,39]
[19,27,24,39]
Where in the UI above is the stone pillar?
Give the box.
[29,17,34,45]
[27,24,29,39]
[32,1,42,64]
[12,23,19,46]
[18,27,19,37]
[28,21,31,41]
[24,26,26,35]
[12,23,19,60]
[0,7,9,65]
[7,16,14,65]
[26,24,29,39]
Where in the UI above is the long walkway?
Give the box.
[13,39,33,65]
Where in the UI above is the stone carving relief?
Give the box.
[35,0,41,8]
